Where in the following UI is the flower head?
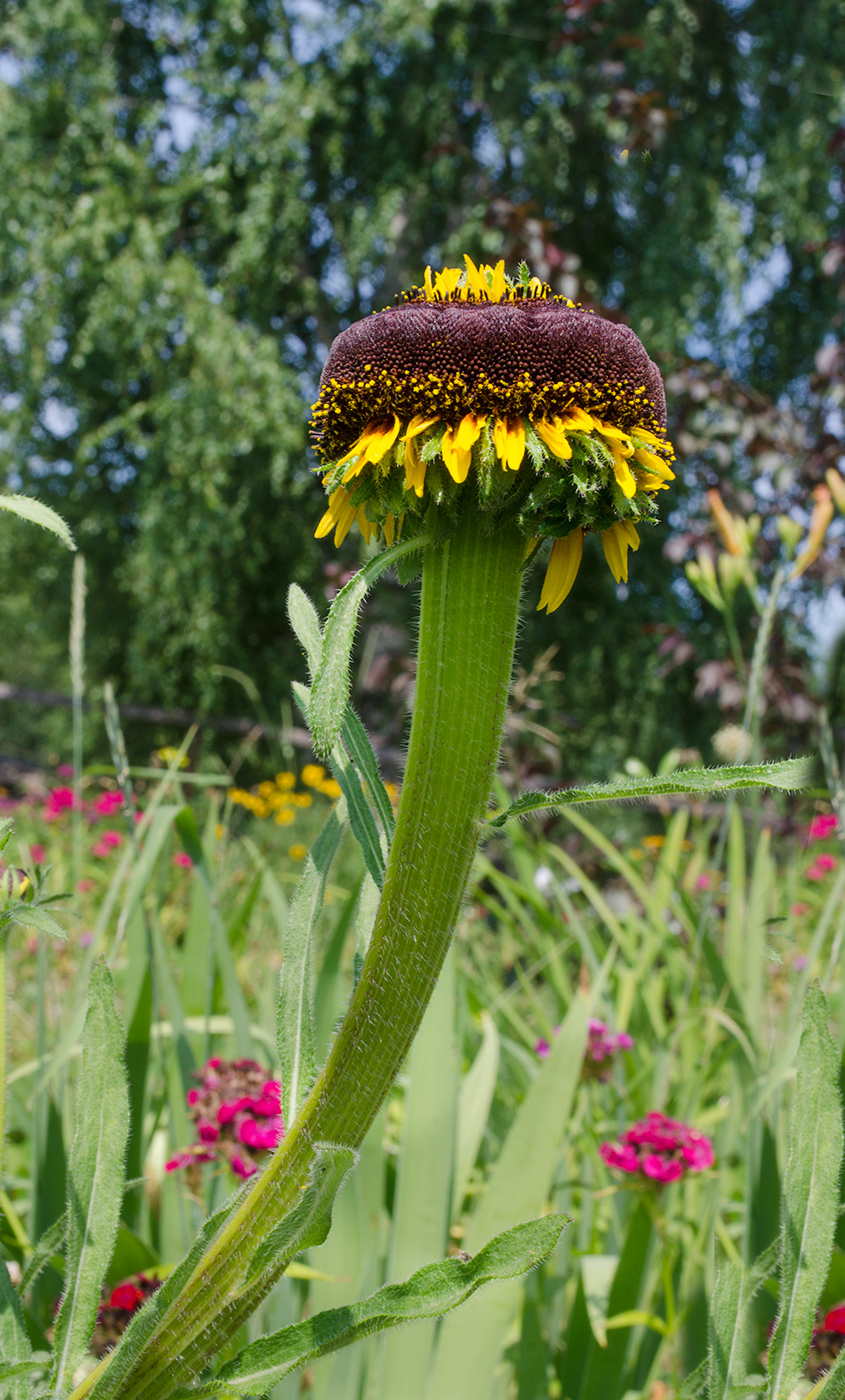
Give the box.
[91,1274,161,1358]
[44,786,82,820]
[311,257,675,610]
[600,1111,714,1184]
[808,813,838,842]
[165,1058,284,1179]
[583,1018,634,1081]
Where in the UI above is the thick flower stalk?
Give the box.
[73,260,674,1400]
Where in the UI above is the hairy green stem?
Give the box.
[76,508,525,1400]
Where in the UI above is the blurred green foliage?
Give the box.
[1,0,843,766]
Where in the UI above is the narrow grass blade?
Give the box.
[177,1217,565,1397]
[578,1200,654,1398]
[429,993,589,1400]
[309,536,430,759]
[51,962,130,1393]
[452,1010,499,1217]
[278,805,345,1126]
[378,953,457,1400]
[491,756,814,825]
[0,492,76,548]
[767,985,843,1399]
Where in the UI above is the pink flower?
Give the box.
[231,1155,258,1179]
[77,879,96,892]
[30,844,45,865]
[791,903,810,917]
[600,1141,640,1174]
[809,813,838,842]
[794,954,808,972]
[825,1304,845,1334]
[695,872,711,891]
[110,1283,144,1312]
[93,791,124,817]
[601,1111,714,1185]
[186,1089,200,1106]
[197,1119,219,1144]
[91,830,123,858]
[78,931,93,948]
[807,854,837,881]
[172,852,193,869]
[583,1019,634,1081]
[44,786,81,820]
[535,1038,551,1059]
[55,763,74,779]
[641,1154,685,1183]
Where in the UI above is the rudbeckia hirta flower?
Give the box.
[311,256,676,610]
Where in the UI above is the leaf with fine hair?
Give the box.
[277,798,345,1127]
[709,1242,779,1400]
[0,493,76,549]
[766,985,843,1399]
[242,1145,356,1289]
[0,1233,31,1400]
[18,1211,67,1296]
[8,902,67,939]
[171,1216,566,1398]
[287,583,324,678]
[51,962,130,1393]
[490,756,814,826]
[309,535,430,759]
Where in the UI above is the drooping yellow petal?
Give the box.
[441,423,473,482]
[403,415,439,496]
[315,487,353,541]
[455,412,487,452]
[492,417,526,471]
[534,418,574,461]
[634,471,669,492]
[556,406,594,433]
[537,529,584,613]
[633,446,675,481]
[791,484,835,579]
[356,508,374,544]
[632,426,674,455]
[434,266,462,297]
[383,513,396,547]
[609,442,637,498]
[594,419,634,450]
[601,520,640,583]
[339,416,402,482]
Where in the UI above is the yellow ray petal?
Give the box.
[537,529,584,613]
[595,419,634,450]
[315,487,348,539]
[534,418,573,461]
[492,417,526,471]
[403,415,440,496]
[434,267,462,297]
[455,412,487,452]
[462,253,489,299]
[441,424,473,483]
[489,259,506,302]
[634,471,669,492]
[609,443,637,498]
[383,513,396,547]
[424,265,435,300]
[633,446,676,481]
[601,520,640,583]
[333,493,358,547]
[557,406,594,433]
[631,426,670,451]
[356,509,374,544]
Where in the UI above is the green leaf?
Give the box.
[581,1255,619,1348]
[0,1355,50,1382]
[340,708,395,843]
[0,818,13,853]
[491,756,816,825]
[242,1145,356,1288]
[86,1190,249,1400]
[0,493,76,550]
[452,1010,499,1217]
[18,1211,68,1296]
[309,535,430,759]
[8,903,67,939]
[767,985,843,1399]
[176,1216,566,1397]
[51,961,130,1393]
[709,1243,778,1400]
[0,1232,31,1400]
[277,803,345,1126]
[287,583,324,677]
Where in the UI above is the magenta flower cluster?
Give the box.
[600,1111,715,1184]
[165,1058,284,1181]
[535,1018,633,1081]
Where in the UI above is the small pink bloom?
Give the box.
[262,1080,282,1100]
[186,1089,200,1106]
[695,872,711,891]
[616,1031,634,1050]
[165,1151,195,1173]
[809,813,838,842]
[791,903,810,917]
[78,931,93,948]
[217,1101,238,1126]
[825,1304,845,1334]
[44,786,81,820]
[600,1141,640,1173]
[641,1154,685,1183]
[807,854,837,881]
[172,851,193,869]
[30,844,45,864]
[682,1133,715,1172]
[231,1155,258,1179]
[535,1038,551,1059]
[93,791,124,817]
[110,1284,143,1311]
[101,829,123,848]
[77,879,96,892]
[56,764,74,779]
[794,954,808,972]
[197,1119,219,1144]
[253,1095,282,1116]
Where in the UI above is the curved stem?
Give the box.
[80,508,525,1400]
